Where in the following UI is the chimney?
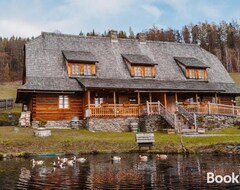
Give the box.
[110,30,118,42]
[137,33,146,44]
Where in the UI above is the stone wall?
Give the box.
[139,115,170,132]
[32,120,84,129]
[198,115,240,129]
[86,117,139,132]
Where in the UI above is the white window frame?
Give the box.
[198,69,205,79]
[84,64,92,75]
[144,67,152,77]
[59,95,69,109]
[72,64,80,75]
[189,69,195,79]
[134,66,142,77]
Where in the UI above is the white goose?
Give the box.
[139,155,148,162]
[111,156,121,161]
[73,156,87,163]
[156,154,168,160]
[52,161,65,168]
[58,156,68,163]
[31,159,44,166]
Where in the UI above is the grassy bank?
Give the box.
[0,126,240,156]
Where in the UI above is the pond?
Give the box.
[0,153,239,189]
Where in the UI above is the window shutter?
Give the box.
[186,68,189,78]
[91,64,96,75]
[151,67,155,77]
[195,69,198,78]
[131,66,135,76]
[68,63,72,75]
[80,64,84,75]
[141,66,144,77]
[204,70,207,80]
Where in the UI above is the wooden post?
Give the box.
[194,113,197,132]
[5,99,7,109]
[196,93,198,103]
[207,101,210,114]
[175,93,178,103]
[164,93,167,108]
[137,92,141,116]
[149,92,152,113]
[232,104,235,116]
[146,101,150,115]
[113,91,116,117]
[87,90,90,110]
[157,101,161,114]
[215,93,218,103]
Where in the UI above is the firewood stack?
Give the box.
[19,111,31,127]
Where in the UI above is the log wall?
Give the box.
[32,94,84,121]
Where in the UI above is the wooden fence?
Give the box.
[0,98,14,110]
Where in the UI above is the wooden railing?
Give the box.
[147,101,176,129]
[88,104,146,117]
[0,98,14,110]
[179,102,240,117]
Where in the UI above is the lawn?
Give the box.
[0,126,239,156]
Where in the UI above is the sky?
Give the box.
[0,0,239,38]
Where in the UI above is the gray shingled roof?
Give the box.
[122,54,157,65]
[77,78,224,92]
[174,57,210,68]
[19,32,240,94]
[18,77,83,91]
[62,50,98,62]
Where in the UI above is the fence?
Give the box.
[0,98,14,110]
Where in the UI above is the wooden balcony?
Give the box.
[88,104,146,117]
[179,102,240,116]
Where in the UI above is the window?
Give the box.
[189,69,195,79]
[95,97,103,106]
[134,66,142,77]
[72,64,80,75]
[198,70,204,79]
[144,67,152,77]
[84,64,92,75]
[59,95,69,109]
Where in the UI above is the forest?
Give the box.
[1,20,240,82]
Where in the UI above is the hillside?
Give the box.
[0,81,21,99]
[230,73,240,86]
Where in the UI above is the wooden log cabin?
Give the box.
[16,31,240,130]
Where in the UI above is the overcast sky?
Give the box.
[0,0,239,38]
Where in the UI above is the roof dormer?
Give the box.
[122,54,157,78]
[62,50,98,77]
[174,57,210,81]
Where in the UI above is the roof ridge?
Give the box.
[40,31,200,47]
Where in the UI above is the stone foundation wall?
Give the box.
[198,115,240,129]
[86,117,139,132]
[31,120,84,129]
[139,115,171,132]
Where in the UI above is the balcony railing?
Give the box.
[88,104,146,117]
[178,102,240,116]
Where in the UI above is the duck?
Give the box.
[111,156,121,161]
[73,156,87,163]
[66,159,75,166]
[156,154,168,160]
[139,155,148,161]
[58,156,68,163]
[31,159,44,166]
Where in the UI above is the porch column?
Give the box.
[215,93,218,103]
[138,92,141,116]
[164,92,167,108]
[149,92,152,103]
[87,90,91,109]
[175,93,178,103]
[196,93,198,103]
[113,91,116,117]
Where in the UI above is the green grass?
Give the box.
[230,73,240,85]
[0,126,240,155]
[0,81,21,99]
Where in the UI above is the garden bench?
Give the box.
[136,133,155,150]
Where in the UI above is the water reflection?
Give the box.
[0,154,239,189]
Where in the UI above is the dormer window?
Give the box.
[122,54,157,78]
[62,50,98,77]
[174,57,210,81]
